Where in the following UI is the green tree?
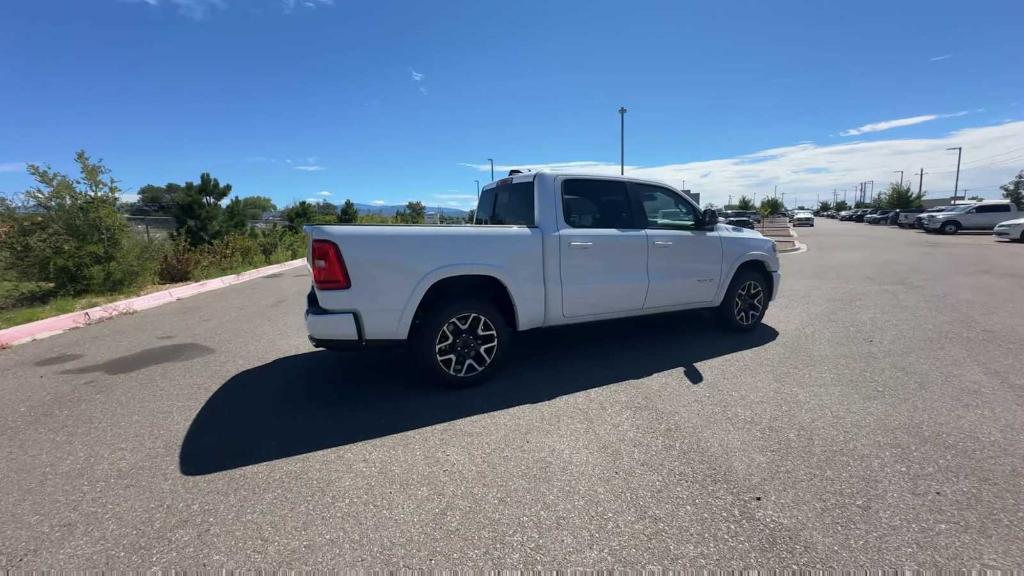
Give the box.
[221,197,248,234]
[170,173,232,247]
[834,200,850,212]
[283,201,317,229]
[1001,170,1024,209]
[736,195,755,211]
[879,182,925,210]
[338,199,359,223]
[818,200,833,213]
[2,151,152,294]
[239,195,277,219]
[315,200,338,216]
[759,196,785,215]
[403,201,426,224]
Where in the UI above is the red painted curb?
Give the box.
[0,258,306,348]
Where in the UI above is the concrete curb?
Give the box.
[0,258,306,348]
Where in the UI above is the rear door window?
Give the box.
[561,179,635,229]
[975,204,1011,213]
[476,181,535,225]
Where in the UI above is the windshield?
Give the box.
[949,205,974,213]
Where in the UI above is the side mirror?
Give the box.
[701,208,718,228]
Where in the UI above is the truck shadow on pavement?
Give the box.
[179,312,778,476]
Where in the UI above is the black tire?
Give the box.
[411,298,509,387]
[718,269,769,332]
[941,221,960,235]
[1020,230,1024,242]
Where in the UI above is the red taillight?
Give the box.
[311,240,351,290]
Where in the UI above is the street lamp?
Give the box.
[487,159,494,182]
[475,180,480,199]
[946,147,963,201]
[618,106,627,175]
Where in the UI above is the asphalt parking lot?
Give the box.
[2,219,1023,568]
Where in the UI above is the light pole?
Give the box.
[475,180,480,199]
[618,107,627,175]
[947,146,962,201]
[487,159,494,181]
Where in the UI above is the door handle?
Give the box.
[653,240,673,247]
[569,241,593,249]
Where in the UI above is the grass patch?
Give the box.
[0,290,132,330]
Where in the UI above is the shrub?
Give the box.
[157,235,198,283]
[193,233,266,278]
[1,151,151,295]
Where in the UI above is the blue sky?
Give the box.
[2,0,1022,210]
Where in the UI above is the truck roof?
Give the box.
[482,169,686,193]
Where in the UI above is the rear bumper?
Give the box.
[306,310,360,341]
[305,288,403,350]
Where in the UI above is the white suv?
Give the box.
[923,201,1020,234]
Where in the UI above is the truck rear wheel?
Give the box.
[411,299,509,387]
[718,270,769,332]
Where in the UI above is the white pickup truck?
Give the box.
[304,171,780,386]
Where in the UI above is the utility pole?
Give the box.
[487,158,494,181]
[916,169,926,196]
[727,194,732,208]
[947,146,962,201]
[475,180,480,199]
[773,184,778,199]
[893,170,904,188]
[780,192,786,208]
[618,107,627,175]
[867,180,875,203]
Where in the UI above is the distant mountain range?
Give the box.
[353,203,469,217]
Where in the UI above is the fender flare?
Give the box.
[395,264,521,339]
[714,252,776,305]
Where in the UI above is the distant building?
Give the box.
[681,190,700,205]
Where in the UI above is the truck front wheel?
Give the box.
[719,270,769,331]
[412,299,509,387]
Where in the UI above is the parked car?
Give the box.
[718,210,756,229]
[993,217,1024,242]
[838,210,855,221]
[914,206,956,229]
[304,171,781,385]
[792,211,815,227]
[896,208,925,228]
[864,209,894,224]
[853,209,873,222]
[923,201,1020,234]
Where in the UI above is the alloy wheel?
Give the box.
[434,313,498,377]
[733,281,765,326]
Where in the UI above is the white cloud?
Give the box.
[930,54,952,61]
[370,200,387,205]
[419,86,428,95]
[410,68,424,82]
[282,0,334,13]
[841,114,939,136]
[460,121,1024,207]
[293,165,325,171]
[124,0,227,20]
[840,111,969,136]
[317,190,332,196]
[0,162,25,173]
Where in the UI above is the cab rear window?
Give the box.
[476,181,535,225]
